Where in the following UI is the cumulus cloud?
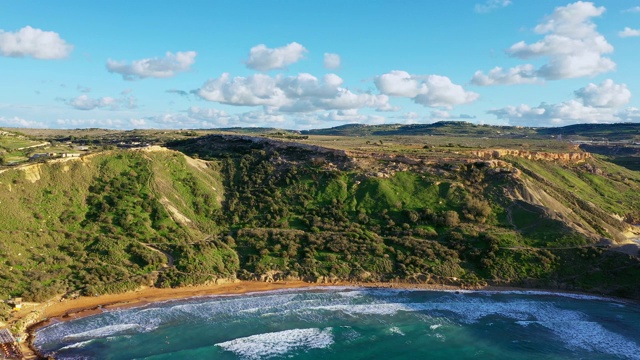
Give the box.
[323,53,341,69]
[188,106,228,121]
[106,51,196,80]
[145,108,287,129]
[195,72,390,113]
[488,101,621,126]
[0,116,46,128]
[473,2,615,85]
[488,79,634,126]
[623,6,640,13]
[0,26,73,59]
[245,42,307,71]
[374,70,479,108]
[619,27,640,38]
[471,64,541,85]
[574,79,631,107]
[475,0,511,13]
[64,94,137,111]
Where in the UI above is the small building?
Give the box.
[6,298,21,312]
[61,153,81,158]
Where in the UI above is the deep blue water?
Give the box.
[34,288,640,359]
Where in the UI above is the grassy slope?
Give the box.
[1,139,640,310]
[0,149,230,304]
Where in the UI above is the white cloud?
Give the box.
[106,51,196,80]
[619,27,640,38]
[188,106,228,121]
[323,53,341,69]
[196,72,391,113]
[64,94,137,111]
[488,101,620,126]
[245,42,307,71]
[0,116,46,128]
[0,26,73,59]
[473,2,615,85]
[623,6,640,13]
[196,73,286,107]
[471,64,541,85]
[488,79,634,126]
[374,70,479,108]
[145,109,287,129]
[574,79,631,107]
[475,0,511,13]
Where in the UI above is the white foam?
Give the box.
[389,326,405,336]
[216,328,333,359]
[430,324,442,330]
[63,324,141,341]
[535,320,640,359]
[58,339,94,350]
[475,290,620,302]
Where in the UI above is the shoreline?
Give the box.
[17,280,639,359]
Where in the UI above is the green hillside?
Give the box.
[1,135,640,320]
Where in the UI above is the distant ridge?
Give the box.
[302,121,640,140]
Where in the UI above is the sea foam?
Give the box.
[62,323,142,341]
[216,327,334,359]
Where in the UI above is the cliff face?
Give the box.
[471,149,591,162]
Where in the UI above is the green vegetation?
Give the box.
[1,127,640,319]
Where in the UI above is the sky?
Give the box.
[1,0,640,130]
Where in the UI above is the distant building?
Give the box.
[61,153,81,158]
[7,298,21,311]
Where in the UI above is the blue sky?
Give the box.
[1,0,639,130]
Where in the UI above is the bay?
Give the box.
[34,288,640,359]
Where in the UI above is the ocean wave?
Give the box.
[474,289,621,302]
[62,323,143,341]
[522,320,640,359]
[58,339,94,350]
[216,327,334,359]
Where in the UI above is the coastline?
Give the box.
[20,280,459,359]
[17,280,638,359]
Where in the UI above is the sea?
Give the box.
[33,287,640,360]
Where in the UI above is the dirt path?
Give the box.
[142,243,175,267]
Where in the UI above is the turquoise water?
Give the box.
[34,288,640,359]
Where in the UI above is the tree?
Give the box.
[442,210,460,227]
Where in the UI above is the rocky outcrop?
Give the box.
[471,149,591,163]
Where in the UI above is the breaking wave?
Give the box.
[216,327,334,359]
